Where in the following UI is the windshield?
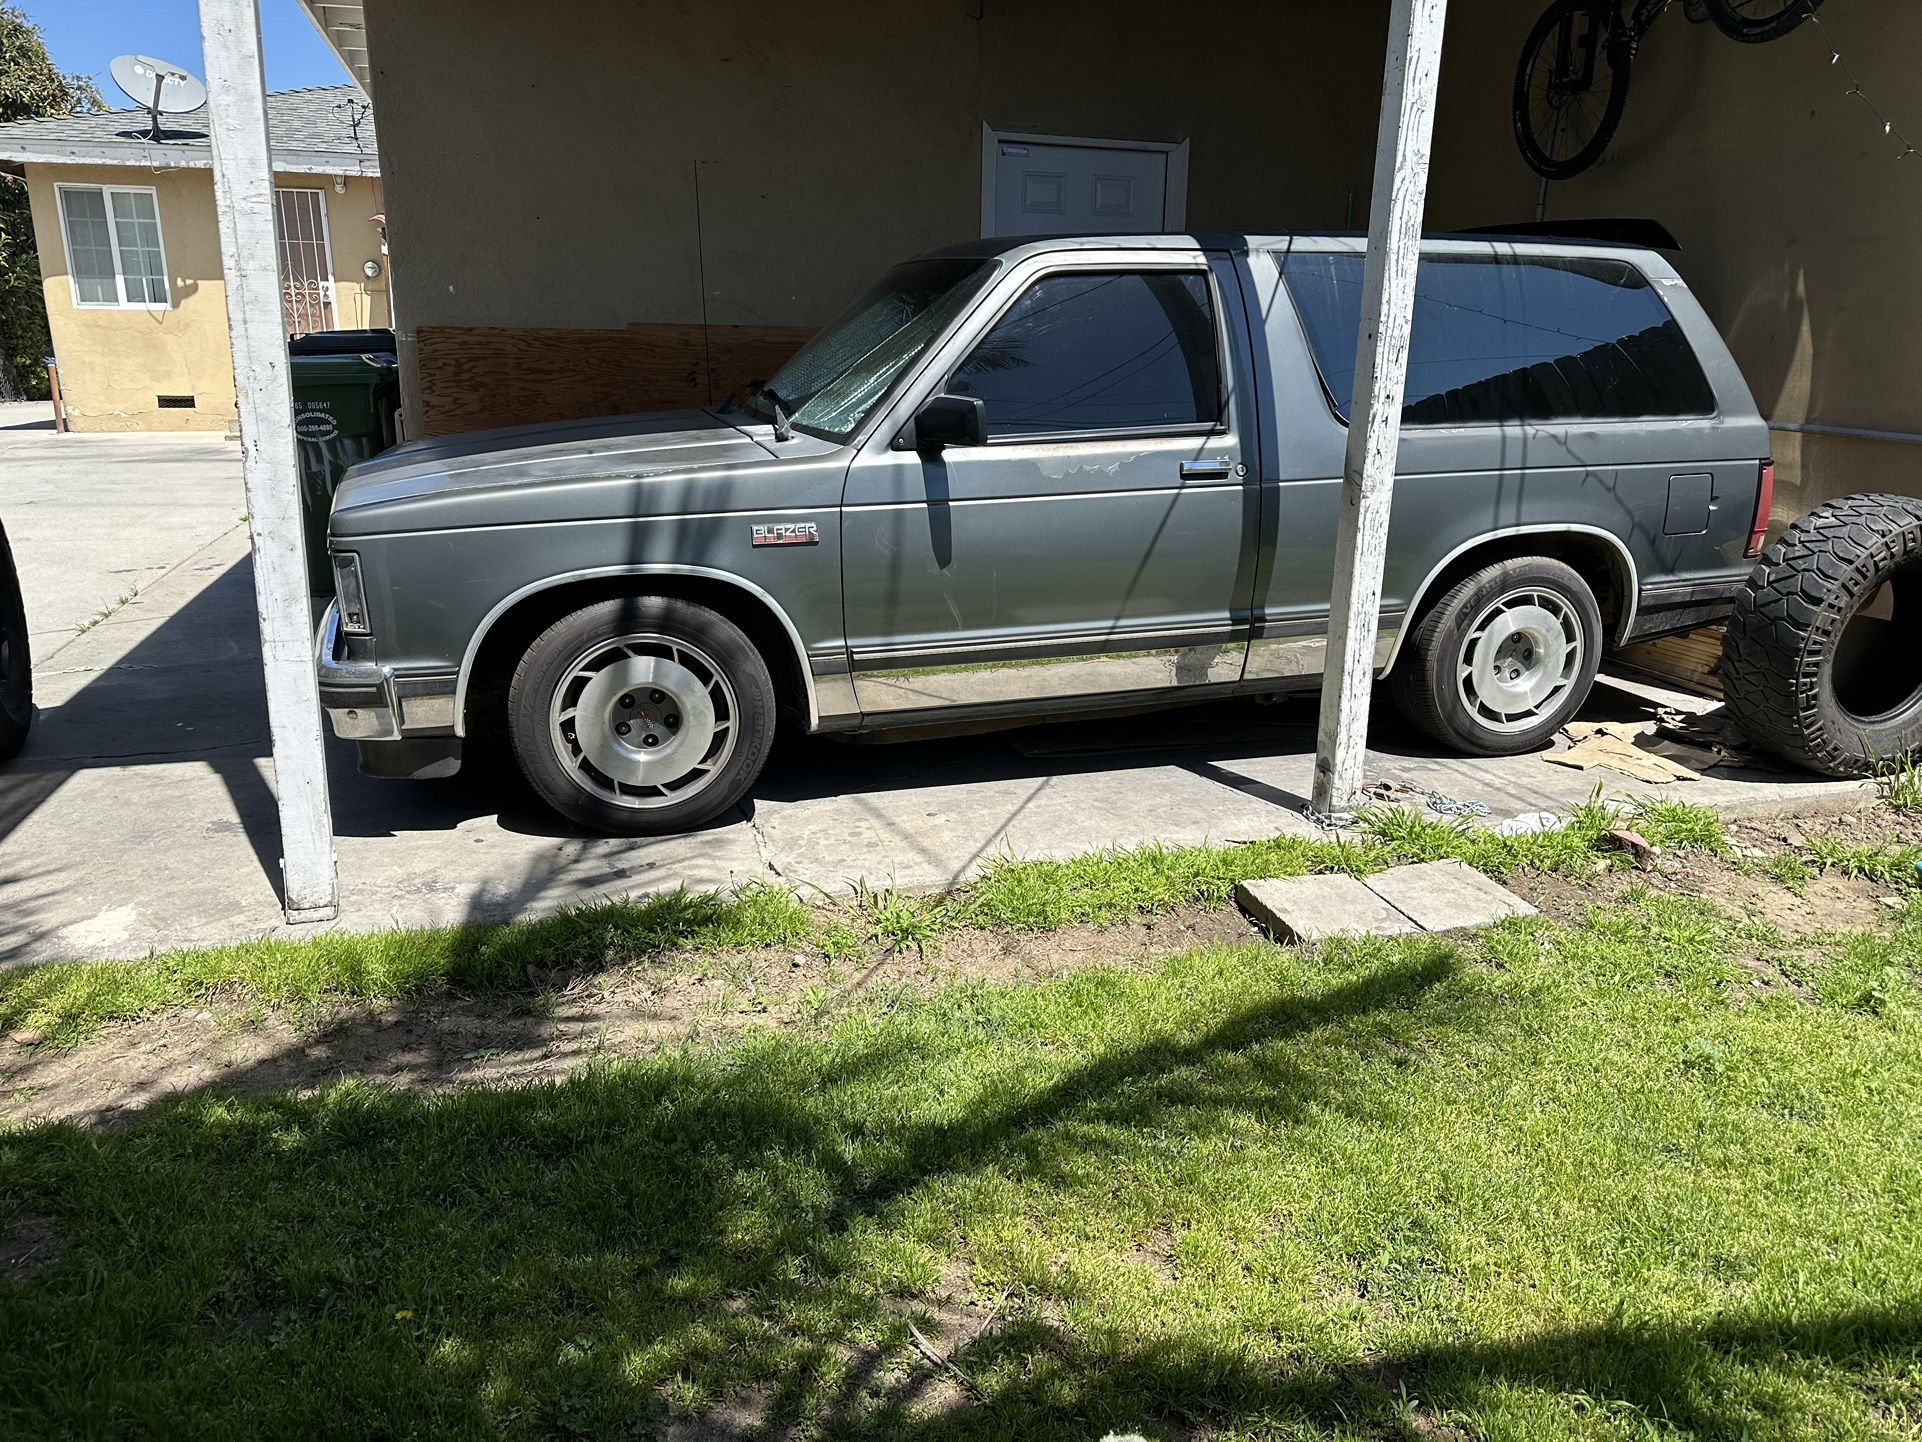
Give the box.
[744,259,994,442]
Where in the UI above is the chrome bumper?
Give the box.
[315,602,459,741]
[316,600,400,740]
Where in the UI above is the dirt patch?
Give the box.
[0,1212,63,1284]
[660,1384,777,1442]
[1508,807,1916,944]
[0,904,1261,1129]
[1130,1223,1181,1284]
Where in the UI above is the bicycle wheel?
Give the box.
[1512,0,1632,181]
[1702,0,1824,43]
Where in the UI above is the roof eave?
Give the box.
[0,140,379,177]
[299,0,373,95]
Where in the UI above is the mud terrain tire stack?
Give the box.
[1722,493,1922,776]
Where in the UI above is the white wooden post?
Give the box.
[200,0,340,921]
[1310,0,1449,820]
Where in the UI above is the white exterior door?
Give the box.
[985,134,1183,238]
[275,188,337,336]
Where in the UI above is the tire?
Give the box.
[0,519,32,764]
[507,595,776,835]
[1513,0,1633,181]
[1391,556,1604,757]
[1720,494,1922,777]
[1701,0,1824,43]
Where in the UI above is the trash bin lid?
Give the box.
[289,351,399,383]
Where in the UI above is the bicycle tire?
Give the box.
[1701,0,1824,43]
[1512,0,1633,181]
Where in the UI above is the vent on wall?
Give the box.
[156,394,196,409]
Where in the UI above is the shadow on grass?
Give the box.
[1,942,1911,1439]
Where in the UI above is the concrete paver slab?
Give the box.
[1235,874,1421,943]
[1362,859,1538,932]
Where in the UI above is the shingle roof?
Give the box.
[0,85,377,174]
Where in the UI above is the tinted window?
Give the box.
[949,271,1222,438]
[1280,252,1716,425]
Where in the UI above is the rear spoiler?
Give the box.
[1454,218,1682,251]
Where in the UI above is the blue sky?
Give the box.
[19,0,351,104]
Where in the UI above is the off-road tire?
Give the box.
[1391,556,1603,756]
[508,595,775,835]
[1701,0,1825,44]
[0,519,32,763]
[1721,493,1922,777]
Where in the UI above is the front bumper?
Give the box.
[315,603,463,776]
[316,600,400,740]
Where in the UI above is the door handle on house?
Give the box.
[1179,459,1233,480]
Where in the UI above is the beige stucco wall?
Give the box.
[363,0,1919,517]
[1424,1,1922,520]
[362,0,1390,417]
[27,165,389,433]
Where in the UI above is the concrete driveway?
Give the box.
[0,424,1869,968]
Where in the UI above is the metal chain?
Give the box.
[1299,803,1356,831]
[1357,777,1492,820]
[1424,790,1491,819]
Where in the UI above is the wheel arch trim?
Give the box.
[1381,524,1640,674]
[453,565,822,735]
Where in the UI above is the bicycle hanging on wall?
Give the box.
[1513,0,1825,180]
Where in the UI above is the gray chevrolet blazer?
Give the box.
[319,232,1771,834]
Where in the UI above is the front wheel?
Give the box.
[1513,0,1633,180]
[1391,557,1603,756]
[508,595,776,835]
[1701,0,1825,43]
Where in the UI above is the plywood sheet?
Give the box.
[415,323,812,436]
[1614,625,1725,699]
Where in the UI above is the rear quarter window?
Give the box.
[1279,252,1718,426]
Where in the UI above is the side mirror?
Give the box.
[905,392,987,452]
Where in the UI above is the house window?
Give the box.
[57,185,170,309]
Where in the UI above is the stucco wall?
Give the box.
[1423,1,1922,521]
[362,0,1390,422]
[27,166,389,433]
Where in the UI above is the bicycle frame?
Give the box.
[1549,0,1671,97]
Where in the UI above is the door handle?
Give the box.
[1179,459,1233,480]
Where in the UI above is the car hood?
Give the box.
[330,409,783,518]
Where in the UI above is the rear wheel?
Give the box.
[1513,0,1633,180]
[508,595,775,835]
[0,520,32,763]
[1701,0,1824,43]
[1721,494,1922,776]
[1391,557,1603,756]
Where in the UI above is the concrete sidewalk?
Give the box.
[0,431,1872,969]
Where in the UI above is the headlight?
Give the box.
[332,551,372,635]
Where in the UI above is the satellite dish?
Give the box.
[109,55,208,141]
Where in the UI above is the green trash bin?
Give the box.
[290,347,400,595]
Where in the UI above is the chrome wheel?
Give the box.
[548,633,737,809]
[1456,588,1584,734]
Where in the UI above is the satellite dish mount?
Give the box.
[109,54,209,142]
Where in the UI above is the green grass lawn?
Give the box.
[4,879,1920,1438]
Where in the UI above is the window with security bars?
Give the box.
[275,189,336,337]
[57,185,170,308]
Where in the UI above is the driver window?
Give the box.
[948,270,1222,440]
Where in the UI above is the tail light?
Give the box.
[1746,459,1775,558]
